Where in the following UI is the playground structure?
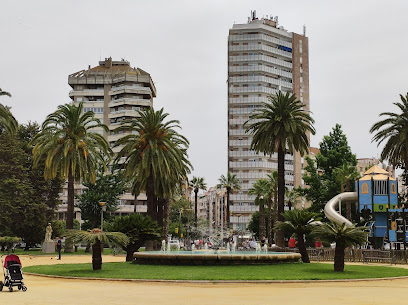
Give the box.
[324,165,406,248]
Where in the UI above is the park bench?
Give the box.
[362,250,396,265]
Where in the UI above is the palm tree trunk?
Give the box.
[157,198,164,229]
[297,233,310,263]
[226,188,231,228]
[92,239,102,270]
[334,244,345,272]
[346,181,351,221]
[65,166,74,252]
[267,196,272,244]
[194,189,198,228]
[146,173,156,220]
[276,144,285,247]
[259,201,266,240]
[273,186,278,242]
[164,199,170,242]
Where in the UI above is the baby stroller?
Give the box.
[0,254,27,292]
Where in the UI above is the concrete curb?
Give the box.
[24,272,408,284]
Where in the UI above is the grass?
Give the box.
[23,262,408,281]
[4,248,125,256]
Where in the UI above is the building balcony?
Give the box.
[229,75,292,90]
[228,65,292,79]
[229,55,292,69]
[69,89,105,97]
[109,86,152,96]
[108,110,141,119]
[229,161,279,170]
[229,86,280,95]
[229,33,292,49]
[109,98,151,107]
[229,118,261,125]
[230,205,258,213]
[228,96,269,105]
[229,44,292,59]
[230,194,256,201]
[228,129,249,136]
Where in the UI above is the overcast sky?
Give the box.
[1,0,407,188]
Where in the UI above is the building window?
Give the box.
[373,180,388,196]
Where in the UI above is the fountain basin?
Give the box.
[133,251,301,265]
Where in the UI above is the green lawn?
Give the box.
[23,262,408,281]
[5,248,125,256]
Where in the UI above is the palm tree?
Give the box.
[245,91,315,247]
[216,172,241,228]
[248,179,269,239]
[266,171,278,243]
[0,89,11,97]
[285,189,301,210]
[370,93,408,170]
[335,163,360,220]
[31,102,111,251]
[275,209,319,263]
[313,223,368,272]
[107,214,161,261]
[0,89,17,135]
[114,108,192,227]
[67,228,129,270]
[189,176,207,228]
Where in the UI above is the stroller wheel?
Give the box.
[22,286,27,292]
[8,286,13,292]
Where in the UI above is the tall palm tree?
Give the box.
[31,102,111,251]
[285,188,301,210]
[266,171,278,243]
[114,108,192,228]
[313,223,368,272]
[217,172,241,228]
[275,209,320,263]
[370,93,408,170]
[335,163,360,220]
[248,179,268,240]
[67,228,129,270]
[0,89,18,135]
[189,176,207,228]
[245,91,315,247]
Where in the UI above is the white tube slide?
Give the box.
[324,192,358,227]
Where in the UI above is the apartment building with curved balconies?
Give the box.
[228,12,310,230]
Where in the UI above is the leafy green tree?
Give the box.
[248,179,268,239]
[335,163,360,220]
[114,107,192,232]
[76,168,128,228]
[275,209,320,263]
[313,223,368,272]
[216,172,241,228]
[107,214,161,261]
[245,91,315,246]
[298,124,357,213]
[31,102,111,251]
[247,212,269,240]
[189,176,207,228]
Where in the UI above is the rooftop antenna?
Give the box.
[303,25,306,36]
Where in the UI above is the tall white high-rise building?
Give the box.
[228,12,310,230]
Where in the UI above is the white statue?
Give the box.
[161,240,166,252]
[45,223,52,242]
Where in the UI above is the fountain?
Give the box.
[134,226,300,265]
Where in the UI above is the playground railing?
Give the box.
[306,248,408,264]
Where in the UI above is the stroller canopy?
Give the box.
[3,254,22,268]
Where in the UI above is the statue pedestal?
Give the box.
[42,241,55,253]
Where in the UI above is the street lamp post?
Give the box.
[99,202,106,231]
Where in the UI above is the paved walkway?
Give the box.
[1,255,408,305]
